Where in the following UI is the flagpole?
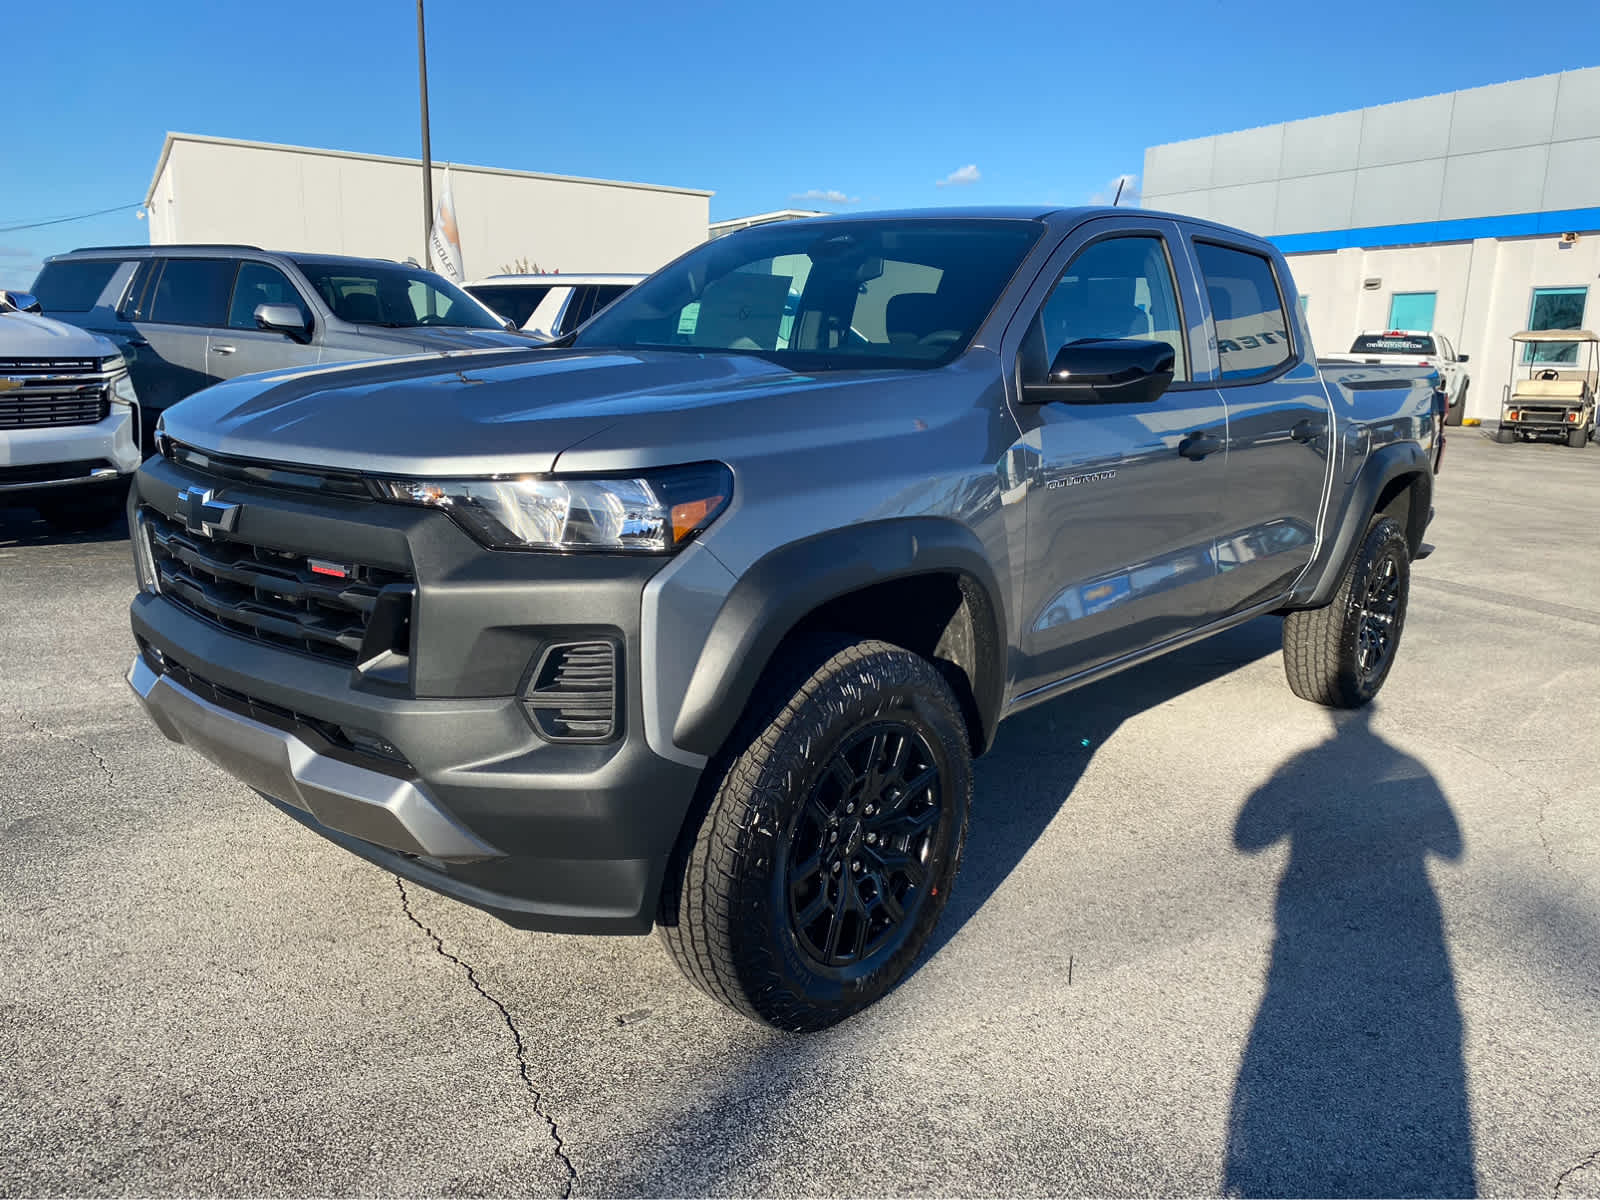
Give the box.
[417,0,433,265]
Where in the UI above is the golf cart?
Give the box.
[1497,329,1597,447]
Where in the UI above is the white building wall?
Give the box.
[145,135,711,278]
[1285,235,1600,420]
[1144,66,1600,236]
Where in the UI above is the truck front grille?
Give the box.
[0,358,112,429]
[142,507,414,668]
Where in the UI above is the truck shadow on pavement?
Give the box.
[0,505,129,547]
[1221,705,1475,1198]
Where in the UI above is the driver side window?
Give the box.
[1023,235,1188,383]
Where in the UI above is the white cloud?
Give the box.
[1090,173,1141,207]
[791,188,860,206]
[935,164,981,188]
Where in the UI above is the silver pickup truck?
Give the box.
[122,207,1442,1030]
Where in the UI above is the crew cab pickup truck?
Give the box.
[122,207,1440,1030]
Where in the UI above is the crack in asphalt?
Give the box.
[1555,1148,1600,1197]
[394,878,577,1197]
[4,703,115,791]
[1441,738,1559,869]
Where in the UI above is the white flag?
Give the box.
[428,165,465,282]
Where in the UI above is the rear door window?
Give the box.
[1193,242,1294,382]
[30,260,120,312]
[145,258,237,327]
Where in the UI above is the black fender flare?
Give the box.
[1293,442,1432,609]
[672,517,1008,758]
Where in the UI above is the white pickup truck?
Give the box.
[1,289,142,531]
[1325,329,1470,425]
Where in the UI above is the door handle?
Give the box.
[210,344,236,355]
[124,336,149,348]
[1178,432,1223,461]
[1291,418,1327,443]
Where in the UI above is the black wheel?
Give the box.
[656,636,971,1031]
[1568,427,1589,448]
[1494,425,1516,443]
[1283,515,1410,708]
[35,482,128,534]
[1445,382,1466,426]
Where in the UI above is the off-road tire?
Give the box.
[1494,425,1517,443]
[1283,515,1410,708]
[1568,427,1589,448]
[656,636,971,1031]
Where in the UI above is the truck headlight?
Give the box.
[372,462,733,552]
[110,372,138,407]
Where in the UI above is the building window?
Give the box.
[1525,286,1588,363]
[1387,292,1436,331]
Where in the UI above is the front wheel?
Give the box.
[1494,425,1517,443]
[1283,515,1410,708]
[1568,426,1589,448]
[656,636,971,1031]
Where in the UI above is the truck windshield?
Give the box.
[1351,333,1436,356]
[294,260,504,330]
[573,219,1042,368]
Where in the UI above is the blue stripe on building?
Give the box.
[1268,208,1600,254]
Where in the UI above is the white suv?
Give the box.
[463,274,641,340]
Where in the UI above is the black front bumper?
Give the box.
[126,454,704,935]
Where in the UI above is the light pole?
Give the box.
[417,0,433,265]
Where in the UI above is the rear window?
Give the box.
[1350,333,1436,356]
[466,283,552,328]
[31,260,120,312]
[1193,242,1294,381]
[147,258,237,327]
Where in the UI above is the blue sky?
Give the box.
[3,0,1597,290]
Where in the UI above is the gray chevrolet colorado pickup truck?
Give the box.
[124,207,1440,1030]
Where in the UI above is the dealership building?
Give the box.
[144,132,713,280]
[1144,66,1600,420]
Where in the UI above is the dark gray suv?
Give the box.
[32,245,533,452]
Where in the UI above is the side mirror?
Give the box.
[1,290,42,314]
[254,302,311,343]
[1457,353,1470,363]
[1023,338,1175,405]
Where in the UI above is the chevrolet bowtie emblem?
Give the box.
[175,487,240,539]
[0,378,23,393]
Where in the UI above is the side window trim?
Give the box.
[1190,236,1301,388]
[1017,224,1194,388]
[118,259,161,321]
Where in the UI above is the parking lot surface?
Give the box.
[2,433,1597,1197]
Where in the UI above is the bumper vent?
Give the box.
[521,641,619,743]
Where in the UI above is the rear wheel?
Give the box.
[1494,425,1517,443]
[1445,381,1467,426]
[1283,516,1410,708]
[657,636,971,1031]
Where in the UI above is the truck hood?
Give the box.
[158,347,949,476]
[0,311,118,359]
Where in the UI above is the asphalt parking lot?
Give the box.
[2,432,1597,1197]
